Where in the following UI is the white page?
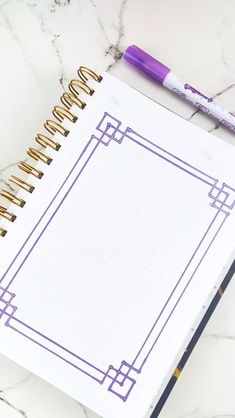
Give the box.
[0,71,235,418]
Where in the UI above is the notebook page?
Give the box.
[0,71,235,418]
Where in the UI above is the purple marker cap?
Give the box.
[123,45,170,85]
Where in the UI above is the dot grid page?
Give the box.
[0,72,235,418]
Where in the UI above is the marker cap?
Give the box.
[123,45,170,85]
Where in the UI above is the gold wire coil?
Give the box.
[0,207,16,222]
[67,85,86,109]
[27,148,52,165]
[0,67,102,237]
[77,67,103,83]
[9,176,35,193]
[0,228,7,237]
[61,92,85,110]
[69,80,94,98]
[18,161,44,179]
[53,106,77,123]
[44,120,69,137]
[0,190,26,207]
[36,134,61,151]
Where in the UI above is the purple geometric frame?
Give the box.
[0,112,235,401]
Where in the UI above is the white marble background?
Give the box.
[0,0,235,417]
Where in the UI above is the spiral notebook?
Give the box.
[0,67,235,418]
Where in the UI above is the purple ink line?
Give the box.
[8,321,104,383]
[8,316,106,377]
[126,133,215,187]
[98,112,217,184]
[0,138,95,286]
[125,127,217,182]
[131,208,222,367]
[4,140,100,292]
[138,212,228,370]
[1,112,233,401]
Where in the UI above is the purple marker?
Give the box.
[124,45,235,134]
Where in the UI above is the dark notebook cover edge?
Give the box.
[150,259,235,418]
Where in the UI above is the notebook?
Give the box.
[0,66,235,418]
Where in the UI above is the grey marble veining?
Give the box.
[0,1,235,417]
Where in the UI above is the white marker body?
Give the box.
[164,72,235,132]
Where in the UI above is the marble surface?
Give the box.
[0,0,235,417]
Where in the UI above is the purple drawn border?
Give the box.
[0,112,235,401]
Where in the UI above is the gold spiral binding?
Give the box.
[0,228,7,237]
[61,92,85,110]
[18,161,44,179]
[69,80,94,98]
[36,134,61,151]
[27,148,52,165]
[0,207,16,222]
[0,190,25,207]
[53,106,77,123]
[77,67,103,83]
[9,176,34,193]
[44,120,69,137]
[0,67,102,236]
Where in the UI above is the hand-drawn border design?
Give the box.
[0,112,234,401]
